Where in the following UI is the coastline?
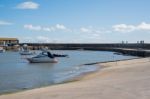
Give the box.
[0,57,150,99]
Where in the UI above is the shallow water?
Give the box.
[0,50,137,94]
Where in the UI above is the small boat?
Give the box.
[20,50,35,55]
[26,51,58,63]
[13,44,21,52]
[0,47,5,53]
[114,52,122,55]
[20,44,35,55]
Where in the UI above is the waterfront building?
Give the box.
[0,38,19,46]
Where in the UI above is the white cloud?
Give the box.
[0,20,13,26]
[113,22,150,33]
[21,36,65,43]
[80,27,91,33]
[56,24,67,30]
[79,27,113,42]
[24,24,69,32]
[24,24,41,31]
[16,1,39,10]
[36,36,51,43]
[137,22,150,30]
[43,27,55,32]
[80,27,111,34]
[20,37,33,43]
[20,36,51,43]
[113,24,136,32]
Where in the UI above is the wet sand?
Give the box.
[0,58,150,99]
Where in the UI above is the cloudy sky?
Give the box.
[0,0,150,43]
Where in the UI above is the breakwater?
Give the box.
[18,43,150,57]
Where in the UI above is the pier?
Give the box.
[19,43,150,57]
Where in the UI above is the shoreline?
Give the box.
[79,57,150,80]
[0,57,150,99]
[0,57,137,95]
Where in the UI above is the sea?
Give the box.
[0,50,137,94]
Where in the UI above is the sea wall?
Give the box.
[19,43,150,50]
[18,43,150,57]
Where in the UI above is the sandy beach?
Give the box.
[0,58,150,99]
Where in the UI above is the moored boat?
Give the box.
[0,47,5,53]
[20,50,35,55]
[20,44,35,55]
[26,51,58,63]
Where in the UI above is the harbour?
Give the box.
[0,50,137,94]
[1,0,150,98]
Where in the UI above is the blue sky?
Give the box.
[0,0,150,43]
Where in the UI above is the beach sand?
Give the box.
[0,58,150,99]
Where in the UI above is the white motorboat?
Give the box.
[26,51,58,63]
[0,47,5,53]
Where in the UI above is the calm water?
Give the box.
[0,50,137,94]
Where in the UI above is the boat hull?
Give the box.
[27,57,58,63]
[20,52,35,55]
[0,49,5,53]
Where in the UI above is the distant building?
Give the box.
[140,40,144,44]
[0,38,19,46]
[122,41,124,44]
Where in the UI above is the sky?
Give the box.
[0,0,150,43]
